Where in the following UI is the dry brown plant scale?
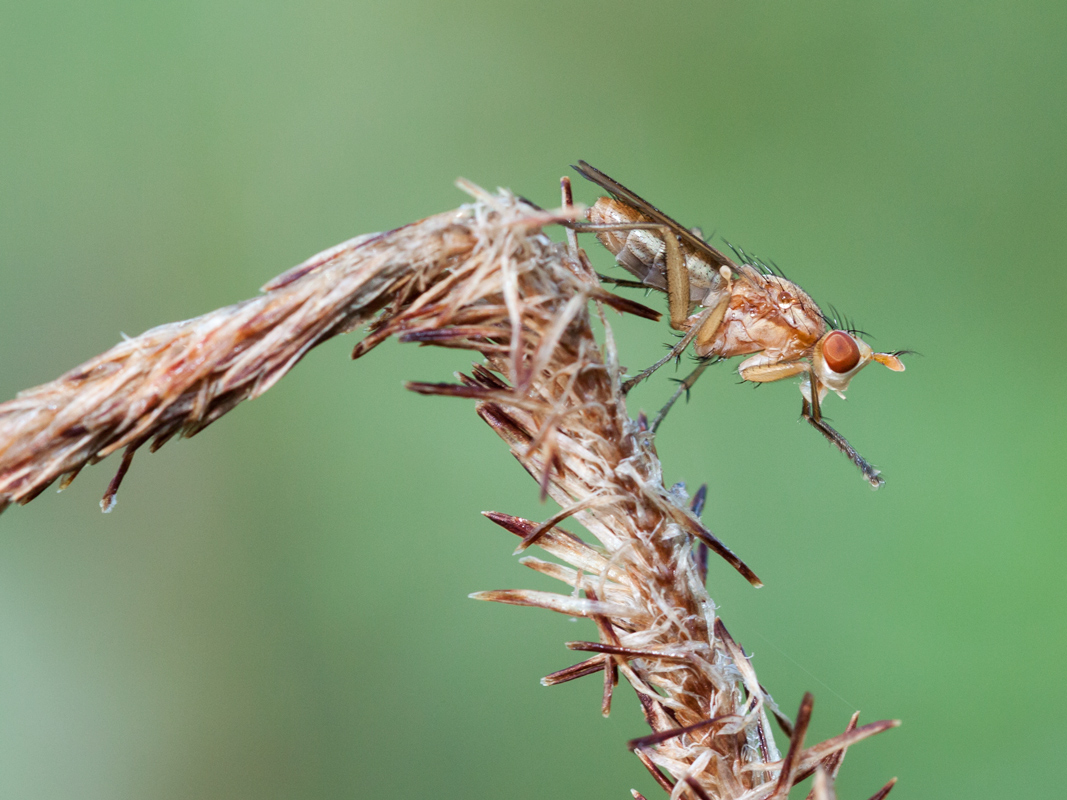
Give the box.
[0,178,899,799]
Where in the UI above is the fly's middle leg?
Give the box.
[620,303,718,394]
[572,219,695,391]
[692,267,734,355]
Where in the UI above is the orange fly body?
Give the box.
[570,161,907,488]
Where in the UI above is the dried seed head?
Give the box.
[0,183,898,798]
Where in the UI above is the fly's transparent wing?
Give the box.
[573,161,737,272]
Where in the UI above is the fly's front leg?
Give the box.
[801,387,885,488]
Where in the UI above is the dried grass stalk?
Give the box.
[0,181,898,797]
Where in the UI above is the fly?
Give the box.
[567,161,908,488]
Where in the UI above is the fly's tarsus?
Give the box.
[802,399,884,488]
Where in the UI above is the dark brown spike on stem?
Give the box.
[628,715,734,752]
[58,465,84,491]
[866,777,898,800]
[690,483,707,517]
[350,326,396,359]
[805,712,859,800]
[580,586,623,717]
[405,382,510,400]
[566,641,689,662]
[633,686,679,733]
[713,619,763,703]
[633,748,675,794]
[467,363,509,390]
[481,511,586,548]
[683,776,715,800]
[602,654,618,716]
[536,447,563,502]
[666,506,762,587]
[398,326,506,343]
[771,692,815,799]
[482,510,537,537]
[792,720,901,783]
[762,682,795,738]
[541,656,605,686]
[474,401,531,450]
[100,445,137,513]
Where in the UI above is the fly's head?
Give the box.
[805,330,906,401]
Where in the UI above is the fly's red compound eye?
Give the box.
[823,331,860,373]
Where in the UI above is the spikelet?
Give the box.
[0,181,898,797]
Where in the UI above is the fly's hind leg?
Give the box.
[649,357,717,434]
[574,219,694,392]
[619,265,732,394]
[560,176,580,256]
[619,299,724,394]
[596,274,650,290]
[571,218,731,393]
[573,219,692,326]
[559,176,602,284]
[801,393,885,489]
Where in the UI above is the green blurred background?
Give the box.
[1,2,1064,798]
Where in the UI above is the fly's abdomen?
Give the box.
[588,197,720,305]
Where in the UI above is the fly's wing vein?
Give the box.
[574,161,827,338]
[573,161,738,271]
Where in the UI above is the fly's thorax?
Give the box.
[710,280,825,361]
[740,270,826,344]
